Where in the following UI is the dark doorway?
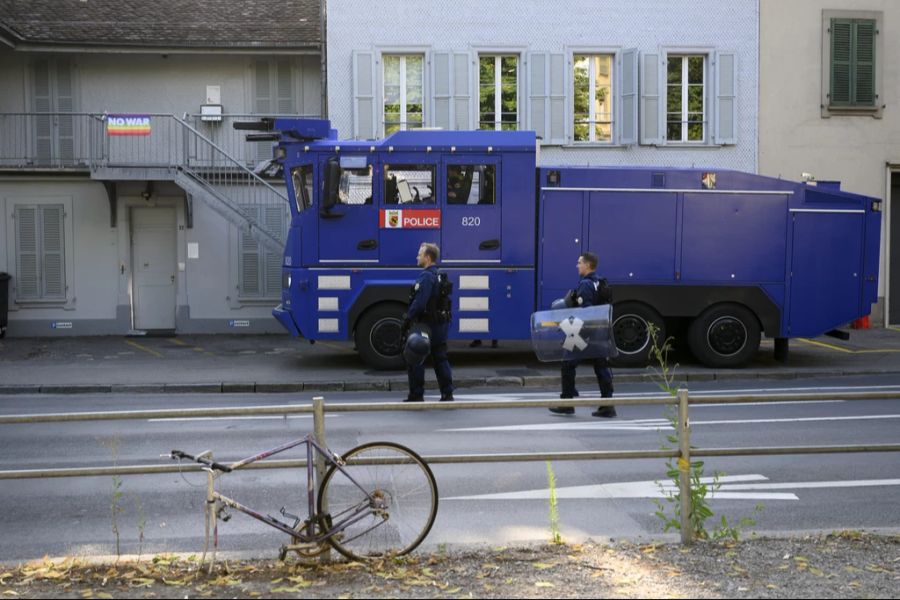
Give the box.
[891,172,900,324]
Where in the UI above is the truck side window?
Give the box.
[384,164,435,204]
[447,164,495,205]
[337,165,373,205]
[291,165,314,212]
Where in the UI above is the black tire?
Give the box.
[610,302,665,368]
[317,441,438,561]
[687,303,761,368]
[354,303,406,370]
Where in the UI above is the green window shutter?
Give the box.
[15,206,40,299]
[830,18,877,107]
[830,19,852,105]
[854,20,876,106]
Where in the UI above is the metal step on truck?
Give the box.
[244,118,881,370]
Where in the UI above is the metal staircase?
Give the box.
[0,112,289,254]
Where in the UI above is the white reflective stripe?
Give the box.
[317,275,351,290]
[789,209,866,214]
[318,318,340,332]
[459,275,490,290]
[541,187,794,195]
[443,260,504,264]
[318,297,339,311]
[319,259,380,263]
[459,297,489,311]
[459,318,490,332]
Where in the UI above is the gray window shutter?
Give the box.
[41,205,65,298]
[527,52,548,141]
[352,50,377,139]
[714,51,737,145]
[639,52,662,145]
[15,206,39,299]
[276,60,295,114]
[55,60,75,163]
[32,60,53,164]
[619,48,638,145]
[239,206,261,296]
[264,206,285,297]
[432,52,452,129]
[254,60,272,114]
[453,52,472,130]
[547,53,567,145]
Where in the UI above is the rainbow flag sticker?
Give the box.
[107,115,152,136]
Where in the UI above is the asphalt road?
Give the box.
[1,375,899,562]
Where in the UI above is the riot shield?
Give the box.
[530,304,618,362]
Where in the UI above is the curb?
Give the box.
[0,368,897,396]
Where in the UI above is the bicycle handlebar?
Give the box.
[170,449,233,473]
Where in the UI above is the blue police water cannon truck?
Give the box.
[249,117,881,370]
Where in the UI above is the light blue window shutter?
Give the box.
[15,206,40,299]
[352,50,377,139]
[32,60,53,164]
[547,53,567,145]
[453,52,472,130]
[527,52,548,141]
[619,48,638,145]
[639,53,662,145]
[264,206,285,297]
[55,60,75,164]
[239,206,261,296]
[432,52,452,129]
[714,51,737,145]
[41,205,65,299]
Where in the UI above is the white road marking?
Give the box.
[441,414,900,432]
[445,475,900,502]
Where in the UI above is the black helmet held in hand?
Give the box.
[403,324,432,366]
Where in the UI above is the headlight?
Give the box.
[287,274,292,289]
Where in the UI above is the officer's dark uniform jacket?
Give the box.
[407,265,442,325]
[572,271,605,309]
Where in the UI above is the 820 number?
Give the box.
[462,216,481,227]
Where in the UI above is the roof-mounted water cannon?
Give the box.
[232,118,334,142]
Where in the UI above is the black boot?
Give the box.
[592,406,617,418]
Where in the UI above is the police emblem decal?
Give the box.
[384,209,402,228]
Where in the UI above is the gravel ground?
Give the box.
[1,532,898,599]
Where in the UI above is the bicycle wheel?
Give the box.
[317,441,438,560]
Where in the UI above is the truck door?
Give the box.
[317,155,380,264]
[378,156,441,265]
[440,157,502,264]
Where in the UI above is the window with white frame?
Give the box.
[13,204,66,301]
[383,55,424,136]
[573,55,614,143]
[479,55,518,130]
[666,55,706,143]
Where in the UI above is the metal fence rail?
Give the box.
[1,389,899,545]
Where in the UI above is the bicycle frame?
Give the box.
[195,434,384,570]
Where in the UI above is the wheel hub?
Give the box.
[369,318,403,358]
[706,316,748,357]
[613,314,651,355]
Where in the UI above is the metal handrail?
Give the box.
[1,389,899,546]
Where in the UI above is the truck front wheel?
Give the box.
[355,303,407,370]
[688,303,761,368]
[611,302,665,368]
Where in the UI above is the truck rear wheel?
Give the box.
[355,303,407,370]
[611,302,665,368]
[687,303,761,368]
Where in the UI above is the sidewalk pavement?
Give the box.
[1,328,900,394]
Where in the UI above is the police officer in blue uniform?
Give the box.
[549,252,617,418]
[404,243,454,402]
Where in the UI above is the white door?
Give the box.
[131,207,176,330]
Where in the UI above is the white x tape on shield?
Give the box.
[560,316,588,351]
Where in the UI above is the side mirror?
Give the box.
[322,158,341,211]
